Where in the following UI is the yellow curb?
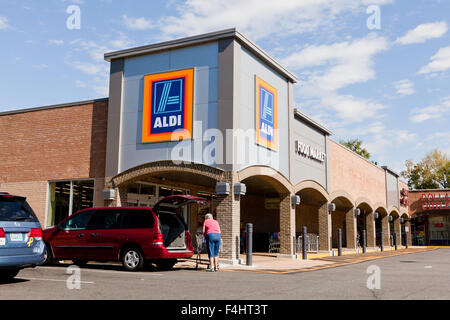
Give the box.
[221,248,436,275]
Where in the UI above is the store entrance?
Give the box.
[411,216,426,246]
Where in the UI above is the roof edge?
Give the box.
[293,108,332,135]
[104,28,298,83]
[0,98,108,116]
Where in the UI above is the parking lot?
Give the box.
[1,249,449,300]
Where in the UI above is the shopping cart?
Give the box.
[194,233,207,269]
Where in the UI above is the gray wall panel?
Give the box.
[119,42,219,173]
[386,172,399,210]
[290,118,328,189]
[235,47,289,178]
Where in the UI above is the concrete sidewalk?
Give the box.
[179,247,434,274]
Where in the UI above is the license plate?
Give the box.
[9,233,23,241]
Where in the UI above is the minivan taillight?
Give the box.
[0,228,5,238]
[27,228,42,241]
[153,233,164,246]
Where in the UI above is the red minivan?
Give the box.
[42,195,207,271]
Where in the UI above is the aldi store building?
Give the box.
[0,29,412,264]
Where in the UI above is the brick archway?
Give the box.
[237,166,295,255]
[109,160,225,188]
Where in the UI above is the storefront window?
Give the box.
[48,180,94,227]
[429,216,450,245]
[158,186,173,198]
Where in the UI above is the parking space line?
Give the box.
[19,277,94,284]
[36,266,164,276]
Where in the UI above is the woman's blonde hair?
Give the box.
[205,213,213,220]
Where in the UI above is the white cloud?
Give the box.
[75,80,86,88]
[320,93,387,123]
[0,16,10,30]
[283,34,389,123]
[394,79,415,95]
[154,0,394,40]
[122,15,154,31]
[395,21,447,45]
[72,61,108,76]
[410,98,450,123]
[32,64,48,69]
[70,39,110,62]
[49,39,64,45]
[365,129,417,157]
[109,38,135,49]
[284,34,389,92]
[418,46,450,75]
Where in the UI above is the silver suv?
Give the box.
[0,192,45,281]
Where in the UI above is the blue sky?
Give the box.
[1,0,449,173]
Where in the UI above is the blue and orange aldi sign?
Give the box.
[255,76,277,150]
[142,68,194,143]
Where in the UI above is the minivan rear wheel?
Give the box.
[42,243,54,266]
[0,269,20,282]
[121,247,144,271]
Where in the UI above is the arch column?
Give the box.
[381,214,391,247]
[280,193,296,255]
[318,203,331,251]
[346,208,357,249]
[394,217,402,246]
[405,220,412,247]
[215,172,240,265]
[366,211,376,248]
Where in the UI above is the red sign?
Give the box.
[422,193,450,201]
[422,202,450,210]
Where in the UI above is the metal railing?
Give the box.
[268,238,280,253]
[296,233,319,252]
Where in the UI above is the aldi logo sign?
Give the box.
[255,76,277,150]
[142,69,194,143]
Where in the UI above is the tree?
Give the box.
[401,149,450,189]
[339,139,371,160]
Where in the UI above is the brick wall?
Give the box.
[0,100,108,224]
[0,100,108,183]
[329,140,386,206]
[0,181,48,225]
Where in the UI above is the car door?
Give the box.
[51,210,95,259]
[83,208,124,261]
[153,195,208,249]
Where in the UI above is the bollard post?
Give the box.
[362,230,367,253]
[302,226,307,260]
[236,235,240,260]
[246,223,253,266]
[394,233,398,251]
[338,228,343,256]
[293,236,296,256]
[405,231,409,249]
[380,231,384,252]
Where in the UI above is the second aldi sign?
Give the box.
[142,68,194,143]
[255,76,277,151]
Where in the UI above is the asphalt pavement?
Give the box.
[0,248,449,300]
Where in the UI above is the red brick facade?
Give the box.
[0,99,108,223]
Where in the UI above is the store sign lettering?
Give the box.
[421,193,450,211]
[422,202,450,210]
[294,140,326,163]
[421,193,450,201]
